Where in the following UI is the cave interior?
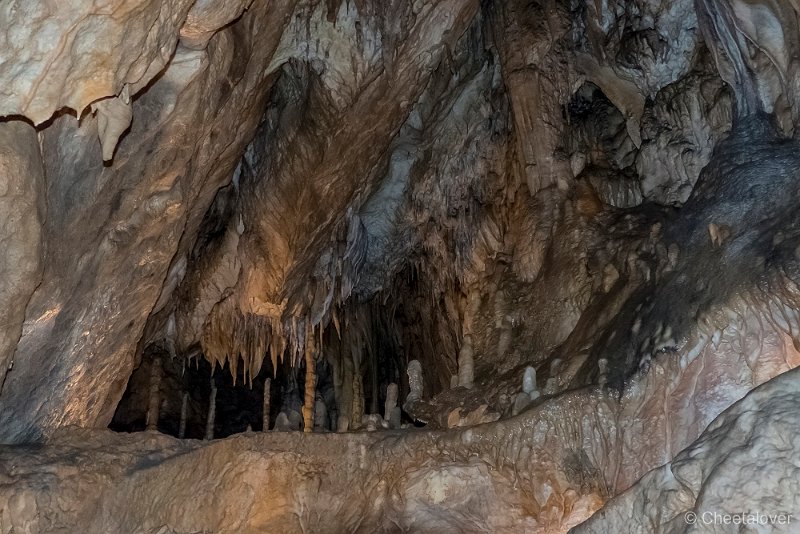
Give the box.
[1,0,800,532]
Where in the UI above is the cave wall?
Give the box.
[1,0,799,442]
[0,0,297,441]
[1,0,800,531]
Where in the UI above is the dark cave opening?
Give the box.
[110,351,275,439]
[110,297,431,438]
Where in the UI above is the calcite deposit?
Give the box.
[1,0,800,532]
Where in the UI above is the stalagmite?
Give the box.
[598,359,608,387]
[336,414,349,433]
[145,358,162,431]
[274,413,291,432]
[544,377,557,395]
[262,377,271,431]
[384,383,401,429]
[364,413,383,431]
[369,350,379,415]
[457,289,480,389]
[338,352,354,432]
[204,377,216,441]
[514,366,540,415]
[384,383,397,421]
[457,334,475,388]
[602,264,619,292]
[178,392,188,439]
[708,222,731,247]
[496,319,513,359]
[495,285,512,357]
[302,328,316,433]
[522,366,537,395]
[511,393,530,416]
[404,360,423,409]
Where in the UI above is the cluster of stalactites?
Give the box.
[201,307,338,386]
[197,206,369,385]
[201,304,281,386]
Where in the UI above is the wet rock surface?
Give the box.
[1,0,800,532]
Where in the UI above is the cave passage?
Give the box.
[111,297,428,437]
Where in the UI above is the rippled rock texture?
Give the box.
[1,0,800,532]
[575,366,800,534]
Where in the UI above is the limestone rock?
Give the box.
[0,0,197,124]
[0,2,296,442]
[0,121,44,390]
[180,0,255,49]
[574,367,800,533]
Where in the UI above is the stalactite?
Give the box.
[178,392,188,439]
[145,357,162,431]
[263,377,271,431]
[205,377,217,440]
[202,303,273,388]
[302,323,316,433]
[695,0,761,117]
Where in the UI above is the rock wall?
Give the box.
[1,0,800,532]
[0,0,297,441]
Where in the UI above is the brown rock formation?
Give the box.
[0,0,800,532]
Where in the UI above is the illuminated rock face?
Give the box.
[0,0,197,124]
[0,1,298,442]
[1,0,800,532]
[574,367,800,534]
[0,122,44,393]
